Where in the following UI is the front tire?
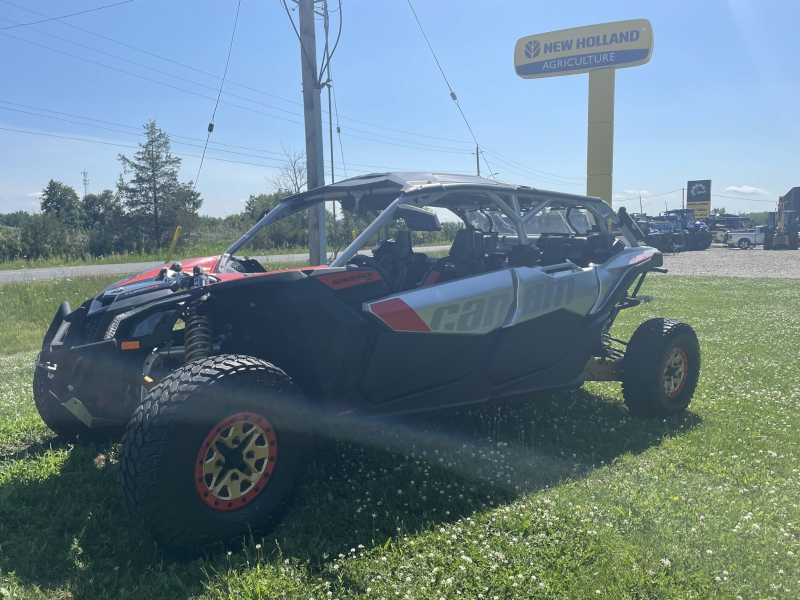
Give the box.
[118,354,310,555]
[621,318,700,417]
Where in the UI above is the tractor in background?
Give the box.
[666,209,712,251]
[633,213,687,253]
[764,188,800,250]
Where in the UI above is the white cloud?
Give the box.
[27,192,41,197]
[725,185,769,196]
[624,189,650,196]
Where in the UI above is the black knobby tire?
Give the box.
[118,354,310,555]
[33,365,116,443]
[621,318,700,417]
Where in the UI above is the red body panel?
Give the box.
[115,256,325,289]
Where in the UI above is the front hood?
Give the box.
[95,255,326,312]
[113,255,221,288]
[90,255,222,316]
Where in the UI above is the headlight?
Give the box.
[104,294,191,340]
[131,311,171,338]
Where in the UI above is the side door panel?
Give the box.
[487,266,600,384]
[360,270,514,405]
[364,270,515,334]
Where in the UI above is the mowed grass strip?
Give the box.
[0,275,798,599]
[0,262,313,355]
[0,276,123,355]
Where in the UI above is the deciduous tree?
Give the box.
[40,180,84,228]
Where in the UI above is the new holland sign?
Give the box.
[514,19,654,79]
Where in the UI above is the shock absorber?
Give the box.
[184,307,213,364]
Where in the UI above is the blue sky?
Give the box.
[1,0,797,217]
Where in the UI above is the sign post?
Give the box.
[514,19,654,204]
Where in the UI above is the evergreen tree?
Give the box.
[117,121,201,249]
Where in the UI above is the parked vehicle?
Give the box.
[724,227,767,249]
[666,209,712,251]
[764,188,799,250]
[644,214,687,253]
[705,214,748,243]
[34,173,700,554]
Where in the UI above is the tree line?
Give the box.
[0,121,201,261]
[0,121,461,263]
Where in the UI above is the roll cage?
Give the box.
[217,173,641,272]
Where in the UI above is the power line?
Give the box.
[317,0,343,84]
[712,193,777,203]
[0,0,132,30]
[330,71,348,179]
[0,122,473,174]
[641,188,682,199]
[1,0,476,146]
[1,31,474,156]
[404,0,496,178]
[195,0,242,188]
[481,147,585,181]
[478,151,584,186]
[0,125,285,169]
[1,25,472,151]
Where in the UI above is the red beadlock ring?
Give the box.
[662,347,689,398]
[194,412,278,512]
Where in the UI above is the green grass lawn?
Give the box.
[0,275,798,599]
[0,243,307,271]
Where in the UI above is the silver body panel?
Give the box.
[364,262,601,335]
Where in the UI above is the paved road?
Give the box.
[0,246,451,284]
[5,245,794,284]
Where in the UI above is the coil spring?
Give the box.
[184,308,213,364]
[600,331,625,360]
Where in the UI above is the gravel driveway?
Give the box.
[662,247,800,278]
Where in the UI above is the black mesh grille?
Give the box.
[85,315,102,344]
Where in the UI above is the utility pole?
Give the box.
[682,187,685,210]
[475,145,480,177]
[81,171,89,199]
[298,0,327,265]
[639,193,643,213]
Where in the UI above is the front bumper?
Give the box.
[37,303,147,427]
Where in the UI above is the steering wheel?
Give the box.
[379,253,415,293]
[347,254,392,286]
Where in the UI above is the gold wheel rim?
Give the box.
[195,413,277,511]
[662,347,688,398]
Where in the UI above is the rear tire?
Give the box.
[738,239,751,250]
[621,318,700,417]
[118,354,310,555]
